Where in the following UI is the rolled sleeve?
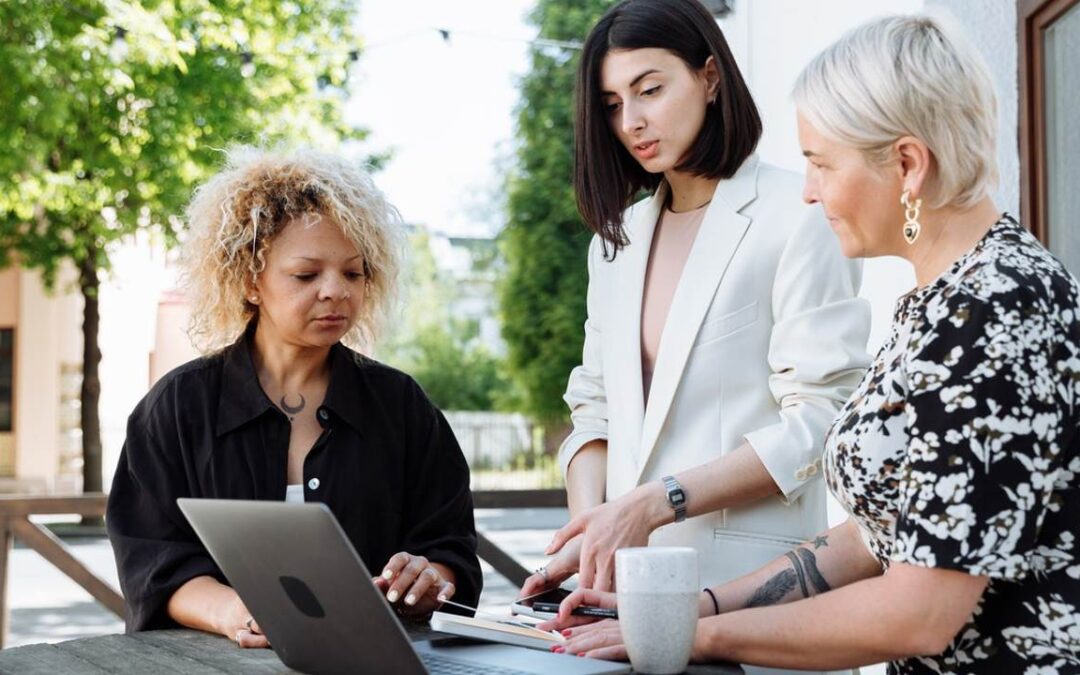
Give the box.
[559,235,609,476]
[744,206,871,502]
[106,405,221,632]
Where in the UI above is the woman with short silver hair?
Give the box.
[544,13,1080,673]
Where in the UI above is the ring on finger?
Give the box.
[423,567,440,581]
[245,616,255,632]
[535,566,549,582]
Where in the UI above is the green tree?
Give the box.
[382,230,514,411]
[0,0,365,494]
[499,0,612,428]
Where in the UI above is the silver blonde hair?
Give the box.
[793,12,999,209]
[181,146,402,353]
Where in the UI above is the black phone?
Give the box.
[509,587,572,617]
[511,588,618,619]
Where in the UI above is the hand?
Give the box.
[545,483,666,591]
[223,595,269,649]
[537,587,618,632]
[551,619,627,661]
[375,552,456,618]
[518,534,582,600]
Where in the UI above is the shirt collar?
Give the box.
[215,326,370,437]
[320,343,369,434]
[215,327,278,437]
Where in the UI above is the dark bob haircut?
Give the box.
[575,0,762,256]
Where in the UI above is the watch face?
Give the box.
[670,490,686,507]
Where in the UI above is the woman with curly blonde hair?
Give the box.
[106,147,482,647]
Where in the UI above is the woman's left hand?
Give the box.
[375,552,456,618]
[545,483,665,591]
[552,619,628,661]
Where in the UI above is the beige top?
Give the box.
[640,204,708,402]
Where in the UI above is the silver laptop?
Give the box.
[177,498,630,675]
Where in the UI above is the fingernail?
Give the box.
[387,590,399,602]
[577,652,585,657]
[405,594,416,606]
[382,569,394,580]
[562,629,572,637]
[552,646,565,653]
[437,595,447,603]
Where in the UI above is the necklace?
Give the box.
[667,196,712,213]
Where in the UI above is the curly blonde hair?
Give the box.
[181,146,402,353]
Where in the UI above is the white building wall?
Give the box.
[928,0,1020,217]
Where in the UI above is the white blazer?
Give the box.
[559,156,872,586]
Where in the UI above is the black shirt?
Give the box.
[106,332,482,632]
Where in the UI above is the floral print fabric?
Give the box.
[824,216,1080,674]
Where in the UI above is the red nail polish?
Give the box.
[562,629,573,637]
[577,652,585,657]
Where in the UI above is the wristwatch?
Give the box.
[662,475,688,523]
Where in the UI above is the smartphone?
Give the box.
[509,587,572,618]
[510,588,619,620]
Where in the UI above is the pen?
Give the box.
[571,606,618,619]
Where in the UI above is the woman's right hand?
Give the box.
[518,534,583,600]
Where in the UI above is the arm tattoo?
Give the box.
[743,546,833,609]
[743,568,797,608]
[794,548,832,594]
[785,551,810,597]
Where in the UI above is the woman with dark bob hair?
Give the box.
[522,1,869,663]
[544,11,1080,675]
[106,147,481,647]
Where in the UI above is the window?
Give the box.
[1020,0,1080,275]
[0,328,12,432]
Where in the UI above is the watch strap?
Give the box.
[662,475,687,523]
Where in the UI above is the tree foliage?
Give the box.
[0,0,366,491]
[382,230,514,412]
[499,0,613,423]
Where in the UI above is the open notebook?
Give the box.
[430,612,567,651]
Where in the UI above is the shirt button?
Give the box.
[308,477,321,490]
[806,464,818,477]
[794,468,807,481]
[318,409,329,421]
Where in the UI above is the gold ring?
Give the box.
[246,617,255,632]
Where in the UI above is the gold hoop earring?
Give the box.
[901,190,922,245]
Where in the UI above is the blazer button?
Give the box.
[308,477,321,490]
[318,409,329,421]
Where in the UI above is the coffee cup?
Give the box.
[615,547,698,674]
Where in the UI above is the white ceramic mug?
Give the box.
[615,546,699,674]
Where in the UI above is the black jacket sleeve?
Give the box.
[105,389,222,632]
[398,380,483,612]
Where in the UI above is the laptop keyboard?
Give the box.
[419,651,535,675]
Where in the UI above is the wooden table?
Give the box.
[0,626,743,674]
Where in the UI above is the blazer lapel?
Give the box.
[609,185,666,468]
[636,156,760,482]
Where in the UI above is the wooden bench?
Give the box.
[0,495,125,649]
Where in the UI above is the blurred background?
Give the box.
[0,0,1075,664]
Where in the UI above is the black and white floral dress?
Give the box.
[823,216,1080,674]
